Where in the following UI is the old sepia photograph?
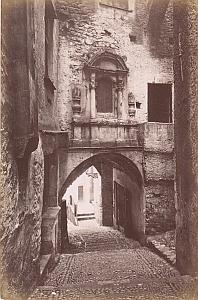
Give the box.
[1,0,198,299]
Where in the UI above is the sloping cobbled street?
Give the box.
[29,221,198,300]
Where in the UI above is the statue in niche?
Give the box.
[72,86,81,100]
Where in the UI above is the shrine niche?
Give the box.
[84,51,129,120]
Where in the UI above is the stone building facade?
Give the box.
[57,0,175,238]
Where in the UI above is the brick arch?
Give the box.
[59,152,143,203]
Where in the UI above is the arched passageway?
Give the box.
[58,153,145,252]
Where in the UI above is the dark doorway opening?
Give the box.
[148,83,172,123]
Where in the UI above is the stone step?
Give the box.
[77,215,96,221]
[77,213,95,217]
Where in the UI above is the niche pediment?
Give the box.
[85,51,129,74]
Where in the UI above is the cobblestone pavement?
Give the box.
[29,221,198,300]
[147,231,176,266]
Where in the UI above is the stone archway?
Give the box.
[58,152,145,252]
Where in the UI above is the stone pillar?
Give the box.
[117,76,124,119]
[90,72,96,118]
[60,200,69,253]
[41,207,60,255]
[72,86,81,116]
[173,0,198,275]
[41,152,60,256]
[48,152,59,207]
[100,162,113,226]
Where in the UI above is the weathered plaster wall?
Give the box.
[1,0,59,296]
[57,0,173,133]
[174,0,198,275]
[0,138,44,297]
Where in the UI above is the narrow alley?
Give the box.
[1,0,198,299]
[29,220,197,300]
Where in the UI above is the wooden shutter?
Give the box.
[148,83,172,123]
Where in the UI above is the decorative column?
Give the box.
[117,76,124,119]
[174,0,198,276]
[72,86,81,116]
[90,72,96,119]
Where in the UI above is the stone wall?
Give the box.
[57,0,173,133]
[145,181,175,234]
[141,123,175,234]
[0,0,59,297]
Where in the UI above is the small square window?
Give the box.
[129,34,137,43]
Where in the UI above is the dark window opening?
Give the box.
[96,78,113,113]
[100,0,129,10]
[148,83,172,123]
[129,34,137,43]
[70,195,73,205]
[78,186,83,201]
[136,102,141,109]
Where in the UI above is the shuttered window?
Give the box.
[96,78,113,113]
[148,83,172,123]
